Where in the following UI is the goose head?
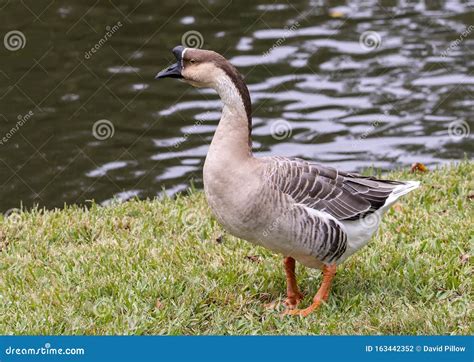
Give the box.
[156,45,253,132]
[155,45,239,89]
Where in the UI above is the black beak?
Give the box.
[155,45,185,79]
[155,62,182,79]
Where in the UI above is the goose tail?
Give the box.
[383,180,420,208]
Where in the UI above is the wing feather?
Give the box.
[264,156,405,221]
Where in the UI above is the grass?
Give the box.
[0,161,472,335]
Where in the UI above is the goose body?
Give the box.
[205,154,419,269]
[157,46,420,315]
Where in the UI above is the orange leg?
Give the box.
[283,264,336,317]
[283,257,304,309]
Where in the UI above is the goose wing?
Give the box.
[263,156,405,221]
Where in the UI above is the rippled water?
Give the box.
[0,0,473,211]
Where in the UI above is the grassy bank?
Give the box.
[0,161,472,335]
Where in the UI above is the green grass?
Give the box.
[0,161,472,335]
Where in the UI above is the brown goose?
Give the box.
[156,46,420,316]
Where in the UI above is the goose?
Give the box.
[156,46,420,316]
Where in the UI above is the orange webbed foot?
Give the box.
[282,299,322,317]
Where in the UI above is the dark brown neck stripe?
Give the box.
[218,61,252,142]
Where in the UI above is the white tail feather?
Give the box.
[384,181,420,208]
[338,180,420,264]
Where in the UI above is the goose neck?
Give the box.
[210,68,253,159]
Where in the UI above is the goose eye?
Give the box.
[190,59,197,64]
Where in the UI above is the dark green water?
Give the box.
[0,0,473,212]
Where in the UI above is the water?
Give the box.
[0,0,473,212]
